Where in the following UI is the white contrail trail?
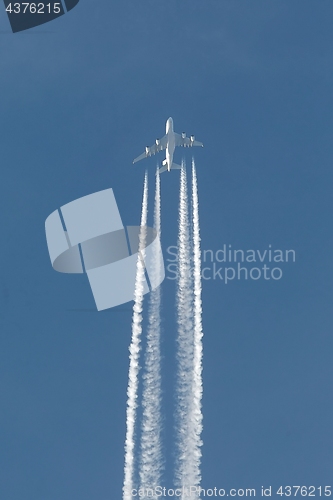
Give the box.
[191,158,204,490]
[139,167,163,495]
[123,172,149,500]
[175,161,195,494]
[175,160,204,497]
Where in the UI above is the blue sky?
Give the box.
[0,1,333,498]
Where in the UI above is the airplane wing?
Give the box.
[175,133,203,148]
[133,134,168,164]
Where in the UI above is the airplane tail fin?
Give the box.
[159,162,182,174]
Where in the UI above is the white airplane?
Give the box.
[133,117,203,173]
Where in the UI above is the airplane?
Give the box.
[133,117,203,173]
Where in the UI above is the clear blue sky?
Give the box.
[0,1,333,498]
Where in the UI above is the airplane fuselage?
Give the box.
[165,117,175,172]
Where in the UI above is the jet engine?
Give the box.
[156,138,160,146]
[145,146,150,155]
[190,135,195,143]
[181,132,186,139]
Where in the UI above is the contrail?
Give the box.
[123,172,149,500]
[190,158,204,490]
[175,161,195,494]
[139,167,163,495]
[175,160,204,497]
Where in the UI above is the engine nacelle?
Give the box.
[181,132,186,139]
[156,138,160,146]
[190,135,195,143]
[145,146,150,155]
